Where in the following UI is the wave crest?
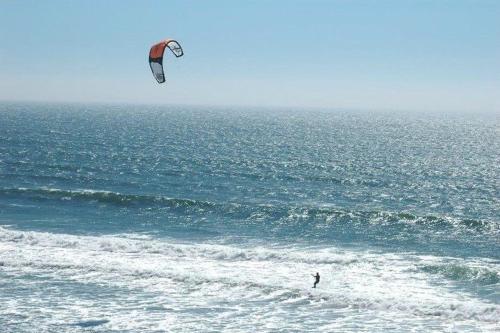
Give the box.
[421,263,499,285]
[1,187,496,235]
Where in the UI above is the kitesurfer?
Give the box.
[312,272,320,288]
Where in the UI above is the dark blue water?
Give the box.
[0,102,498,332]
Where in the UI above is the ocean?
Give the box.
[0,102,498,332]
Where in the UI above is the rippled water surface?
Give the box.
[0,102,499,332]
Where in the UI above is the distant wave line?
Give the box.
[0,187,496,233]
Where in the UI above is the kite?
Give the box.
[149,39,183,84]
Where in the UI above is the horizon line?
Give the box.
[1,98,498,115]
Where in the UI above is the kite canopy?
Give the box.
[149,39,183,84]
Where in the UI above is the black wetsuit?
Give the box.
[313,273,320,288]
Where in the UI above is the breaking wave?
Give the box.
[1,187,496,235]
[421,263,499,285]
[0,187,217,209]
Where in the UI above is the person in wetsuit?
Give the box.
[312,272,320,288]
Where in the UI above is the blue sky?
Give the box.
[1,0,499,111]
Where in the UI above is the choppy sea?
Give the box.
[0,102,498,332]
